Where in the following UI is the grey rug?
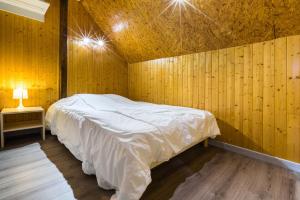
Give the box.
[0,143,76,200]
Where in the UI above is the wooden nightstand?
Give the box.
[0,107,45,148]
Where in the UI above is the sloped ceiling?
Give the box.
[81,0,300,63]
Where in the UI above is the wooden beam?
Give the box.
[59,0,68,98]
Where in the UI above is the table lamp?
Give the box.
[13,88,28,109]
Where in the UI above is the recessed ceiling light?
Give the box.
[175,0,187,5]
[170,0,190,7]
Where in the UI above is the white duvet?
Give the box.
[46,94,220,200]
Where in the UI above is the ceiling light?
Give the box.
[175,0,187,5]
[170,0,189,7]
[166,0,195,11]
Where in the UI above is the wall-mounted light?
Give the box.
[77,36,107,50]
[82,37,91,46]
[97,39,105,48]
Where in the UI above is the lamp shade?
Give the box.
[13,88,28,99]
[22,89,28,99]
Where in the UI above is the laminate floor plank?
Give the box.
[2,133,299,200]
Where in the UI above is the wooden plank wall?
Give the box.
[129,35,300,163]
[0,0,60,110]
[67,1,128,97]
[0,0,128,111]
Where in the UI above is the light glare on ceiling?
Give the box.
[113,22,128,32]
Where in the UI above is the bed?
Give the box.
[45,94,220,200]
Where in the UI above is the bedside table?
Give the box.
[0,107,45,148]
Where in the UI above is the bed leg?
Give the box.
[204,139,208,148]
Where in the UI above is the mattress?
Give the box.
[45,94,220,200]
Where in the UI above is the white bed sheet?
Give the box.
[46,94,220,200]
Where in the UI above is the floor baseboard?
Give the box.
[209,139,300,174]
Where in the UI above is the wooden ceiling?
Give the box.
[81,0,300,63]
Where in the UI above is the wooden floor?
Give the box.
[170,153,300,200]
[2,132,300,200]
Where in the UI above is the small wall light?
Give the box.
[82,37,91,45]
[97,39,105,47]
[77,36,106,50]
